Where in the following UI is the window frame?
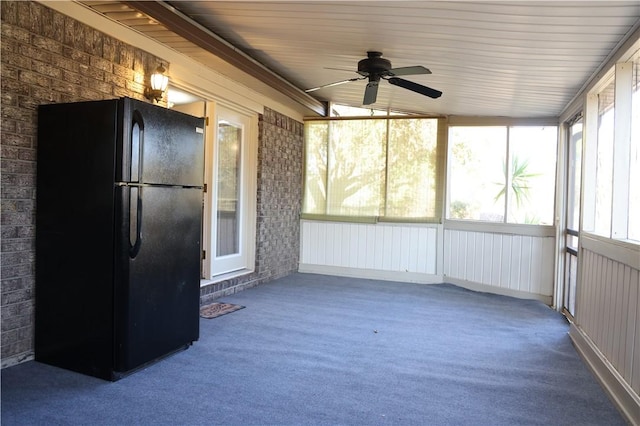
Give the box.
[583,57,638,244]
[445,117,559,226]
[302,114,446,223]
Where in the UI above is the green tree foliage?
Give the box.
[303,118,438,218]
[387,119,437,217]
[494,155,540,207]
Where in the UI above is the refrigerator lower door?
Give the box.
[115,186,202,374]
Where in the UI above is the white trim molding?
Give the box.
[444,276,552,305]
[298,264,443,285]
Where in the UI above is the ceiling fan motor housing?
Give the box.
[358,51,392,76]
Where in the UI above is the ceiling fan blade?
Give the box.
[324,67,356,73]
[305,77,364,93]
[387,77,442,99]
[363,81,379,105]
[388,65,432,76]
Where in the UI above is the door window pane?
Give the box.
[216,121,241,256]
[448,127,507,221]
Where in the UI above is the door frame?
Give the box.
[555,112,584,316]
[202,101,258,280]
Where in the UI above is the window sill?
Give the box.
[444,219,556,237]
[580,233,640,269]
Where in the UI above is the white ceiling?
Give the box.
[83,1,640,118]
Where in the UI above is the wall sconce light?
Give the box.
[144,64,169,102]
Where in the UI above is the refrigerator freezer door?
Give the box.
[120,99,205,187]
[115,186,202,373]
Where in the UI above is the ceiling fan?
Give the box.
[305,51,442,105]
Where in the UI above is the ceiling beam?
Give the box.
[124,1,326,116]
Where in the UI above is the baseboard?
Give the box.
[569,323,640,425]
[1,352,34,369]
[200,279,261,305]
[298,264,443,284]
[444,276,553,305]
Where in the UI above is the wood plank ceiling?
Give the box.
[81,1,640,118]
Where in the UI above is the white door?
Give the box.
[208,106,256,276]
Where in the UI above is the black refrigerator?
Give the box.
[35,97,205,381]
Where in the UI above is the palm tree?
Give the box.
[494,156,539,207]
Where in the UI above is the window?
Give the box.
[447,127,506,221]
[447,125,558,225]
[303,115,442,221]
[324,118,387,217]
[629,56,640,241]
[584,52,639,244]
[594,79,615,236]
[386,119,439,218]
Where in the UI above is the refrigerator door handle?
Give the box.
[129,186,143,258]
[130,110,144,183]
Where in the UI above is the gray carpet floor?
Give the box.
[1,273,625,425]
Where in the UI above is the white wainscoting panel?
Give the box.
[577,247,639,397]
[300,221,439,279]
[571,238,640,424]
[443,229,555,297]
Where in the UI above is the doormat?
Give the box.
[200,302,245,319]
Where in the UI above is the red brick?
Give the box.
[50,53,80,73]
[30,86,59,103]
[3,50,31,69]
[90,55,112,73]
[1,21,30,43]
[31,58,62,79]
[1,1,18,25]
[1,119,17,133]
[31,34,63,55]
[18,70,50,88]
[62,46,89,65]
[0,133,31,149]
[1,105,33,122]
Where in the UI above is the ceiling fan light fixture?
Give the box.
[305,52,442,103]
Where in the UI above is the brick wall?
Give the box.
[257,108,303,278]
[0,1,167,368]
[199,108,303,304]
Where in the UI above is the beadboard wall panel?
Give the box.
[300,221,555,301]
[577,247,639,395]
[443,229,555,298]
[570,237,640,423]
[300,221,439,278]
